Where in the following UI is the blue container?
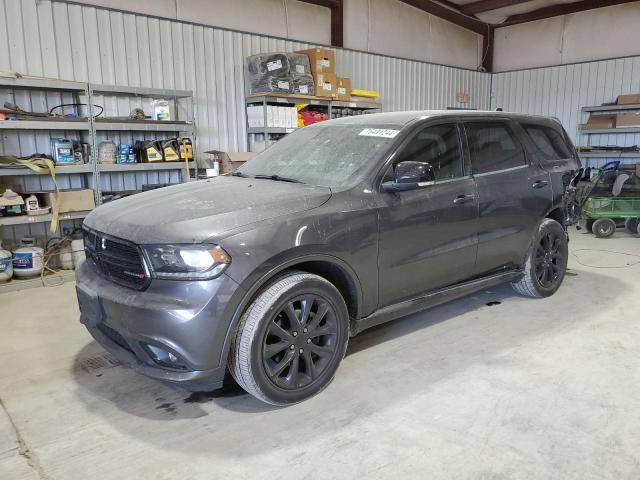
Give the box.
[117,144,137,164]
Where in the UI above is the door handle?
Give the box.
[453,194,475,205]
[532,180,549,189]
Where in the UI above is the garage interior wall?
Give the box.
[491,55,640,155]
[56,0,484,69]
[493,3,640,72]
[0,0,491,156]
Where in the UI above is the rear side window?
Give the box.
[465,122,526,174]
[522,124,573,160]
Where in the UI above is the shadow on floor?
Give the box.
[70,268,627,456]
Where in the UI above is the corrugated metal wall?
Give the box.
[491,56,640,167]
[0,0,491,154]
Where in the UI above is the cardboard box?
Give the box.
[616,113,640,128]
[336,77,352,101]
[581,114,615,130]
[617,94,640,105]
[314,72,337,98]
[42,189,96,213]
[295,48,335,76]
[205,150,256,174]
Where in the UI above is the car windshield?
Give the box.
[238,124,402,187]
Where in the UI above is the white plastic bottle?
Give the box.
[71,231,86,268]
[25,194,40,215]
[0,240,12,282]
[12,237,44,278]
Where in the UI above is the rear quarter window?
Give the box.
[522,124,573,161]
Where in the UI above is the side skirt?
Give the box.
[351,270,523,335]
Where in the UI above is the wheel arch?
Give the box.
[545,205,565,226]
[218,253,363,367]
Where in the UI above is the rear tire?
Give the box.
[624,218,639,235]
[592,218,616,238]
[511,218,568,298]
[229,271,349,406]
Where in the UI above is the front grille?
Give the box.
[83,226,150,291]
[97,322,133,353]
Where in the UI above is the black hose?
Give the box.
[49,103,104,117]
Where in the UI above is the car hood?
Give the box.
[84,176,332,244]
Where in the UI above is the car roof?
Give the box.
[312,110,559,128]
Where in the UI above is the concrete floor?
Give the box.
[1,227,640,480]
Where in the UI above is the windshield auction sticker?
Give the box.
[358,128,400,138]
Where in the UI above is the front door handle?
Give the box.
[532,180,549,189]
[453,194,475,205]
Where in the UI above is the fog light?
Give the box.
[145,344,187,370]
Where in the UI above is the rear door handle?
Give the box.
[453,194,475,205]
[532,180,549,189]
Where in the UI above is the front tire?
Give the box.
[229,271,349,406]
[511,218,568,298]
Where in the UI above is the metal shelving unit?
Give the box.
[0,120,90,130]
[578,152,640,158]
[582,104,640,113]
[578,100,640,169]
[245,93,382,152]
[1,76,197,253]
[0,210,90,227]
[99,161,195,172]
[0,165,92,176]
[579,127,640,134]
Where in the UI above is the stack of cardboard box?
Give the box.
[581,94,640,130]
[615,94,640,128]
[294,48,351,100]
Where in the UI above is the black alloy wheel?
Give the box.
[262,295,338,390]
[534,230,564,289]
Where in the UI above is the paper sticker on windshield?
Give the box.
[358,128,400,138]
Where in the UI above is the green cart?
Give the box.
[583,197,640,238]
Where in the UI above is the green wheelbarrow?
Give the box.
[582,197,640,238]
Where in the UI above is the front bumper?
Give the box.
[75,259,246,390]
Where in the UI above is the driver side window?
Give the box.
[391,123,464,182]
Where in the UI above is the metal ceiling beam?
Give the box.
[399,0,488,34]
[297,0,338,7]
[500,0,638,27]
[461,0,532,15]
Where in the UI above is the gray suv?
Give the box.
[76,111,581,405]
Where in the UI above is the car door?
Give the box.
[377,122,479,307]
[463,119,552,276]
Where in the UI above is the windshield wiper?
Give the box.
[231,171,249,178]
[253,174,305,184]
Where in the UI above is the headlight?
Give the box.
[141,244,231,280]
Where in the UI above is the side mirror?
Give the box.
[382,161,435,193]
